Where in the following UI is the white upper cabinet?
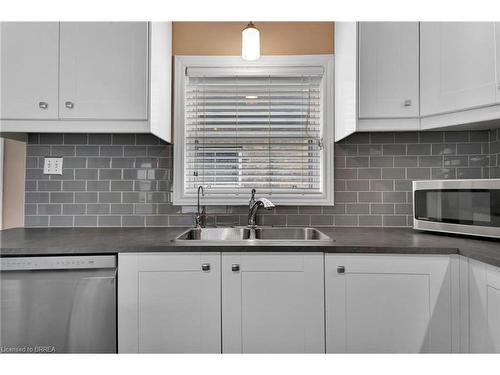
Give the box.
[222,253,325,353]
[336,21,500,137]
[118,253,221,353]
[469,259,500,353]
[326,254,459,353]
[0,22,172,142]
[420,22,499,117]
[335,22,420,141]
[0,22,59,119]
[59,22,148,120]
[359,22,419,118]
[334,22,358,141]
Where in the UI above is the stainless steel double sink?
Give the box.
[174,227,333,244]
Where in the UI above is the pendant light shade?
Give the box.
[242,22,260,61]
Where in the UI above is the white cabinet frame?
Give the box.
[173,55,335,206]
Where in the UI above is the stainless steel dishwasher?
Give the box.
[0,255,116,353]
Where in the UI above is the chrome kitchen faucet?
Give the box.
[194,185,207,228]
[248,188,275,228]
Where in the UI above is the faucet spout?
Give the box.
[248,197,275,227]
[195,186,206,228]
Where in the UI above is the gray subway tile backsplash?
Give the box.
[63,134,88,144]
[74,216,98,227]
[122,216,146,227]
[89,134,112,145]
[407,144,431,155]
[370,156,394,167]
[50,192,73,204]
[358,215,382,226]
[87,203,110,215]
[62,204,86,215]
[87,157,111,168]
[76,146,99,156]
[49,216,73,227]
[444,131,469,143]
[98,216,122,227]
[24,204,37,215]
[491,128,500,178]
[110,204,134,215]
[63,157,87,168]
[100,146,124,157]
[99,192,122,204]
[37,204,61,215]
[52,146,76,156]
[37,180,62,191]
[87,180,110,191]
[24,130,500,228]
[25,216,49,227]
[75,192,98,203]
[39,133,64,144]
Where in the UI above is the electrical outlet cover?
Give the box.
[43,157,63,175]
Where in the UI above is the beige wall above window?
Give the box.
[172,22,334,56]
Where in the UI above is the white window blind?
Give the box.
[184,68,325,198]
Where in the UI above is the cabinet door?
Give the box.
[358,22,419,118]
[0,22,59,119]
[326,254,457,353]
[222,252,324,353]
[420,22,498,116]
[118,253,221,353]
[469,259,500,353]
[59,22,148,120]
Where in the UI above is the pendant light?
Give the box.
[242,22,260,61]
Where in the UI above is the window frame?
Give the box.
[173,55,334,206]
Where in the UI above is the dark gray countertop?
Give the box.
[1,226,500,267]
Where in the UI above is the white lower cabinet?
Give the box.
[222,252,325,353]
[469,259,500,353]
[325,254,459,353]
[118,253,221,353]
[118,252,468,353]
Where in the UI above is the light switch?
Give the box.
[43,157,63,175]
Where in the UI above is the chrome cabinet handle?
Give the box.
[337,266,345,274]
[403,99,412,107]
[39,102,48,109]
[201,263,210,272]
[231,264,240,272]
[65,101,74,109]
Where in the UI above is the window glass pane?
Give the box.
[184,73,324,197]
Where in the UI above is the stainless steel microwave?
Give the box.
[413,179,500,239]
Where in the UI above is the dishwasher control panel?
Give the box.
[0,255,116,271]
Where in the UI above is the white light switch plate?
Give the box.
[43,157,63,175]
